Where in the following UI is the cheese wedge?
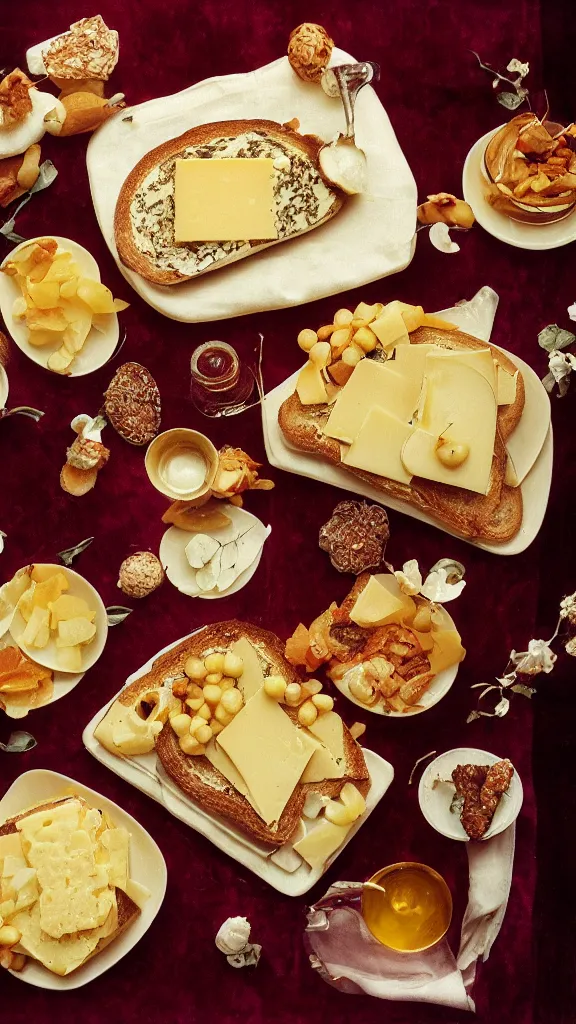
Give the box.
[342,406,414,483]
[324,360,421,444]
[301,712,345,783]
[349,575,415,628]
[497,364,518,405]
[217,688,319,825]
[297,361,329,405]
[293,819,351,869]
[370,305,410,351]
[404,357,497,494]
[427,628,466,675]
[174,158,277,242]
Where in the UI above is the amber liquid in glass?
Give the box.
[190,341,254,415]
[362,864,452,952]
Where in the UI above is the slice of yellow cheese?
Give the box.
[217,688,319,825]
[229,637,265,700]
[438,347,496,393]
[342,406,414,484]
[324,360,421,444]
[349,575,415,628]
[296,361,329,406]
[293,819,351,869]
[496,364,518,405]
[428,628,466,675]
[371,305,410,351]
[301,711,345,783]
[174,158,277,242]
[204,737,250,798]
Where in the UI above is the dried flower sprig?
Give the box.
[467,591,576,722]
[471,52,530,110]
[539,323,576,396]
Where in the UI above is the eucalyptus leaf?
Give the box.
[510,683,536,698]
[58,536,94,567]
[0,730,37,753]
[538,324,576,352]
[106,605,133,626]
[0,406,44,422]
[497,91,525,110]
[494,696,510,717]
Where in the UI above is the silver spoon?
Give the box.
[318,62,380,194]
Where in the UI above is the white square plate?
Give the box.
[261,290,552,555]
[87,49,417,323]
[83,629,394,896]
[0,769,167,989]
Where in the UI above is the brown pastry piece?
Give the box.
[319,500,390,574]
[104,362,161,446]
[452,759,514,839]
[60,463,98,496]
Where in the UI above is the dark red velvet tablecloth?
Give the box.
[1,2,575,1022]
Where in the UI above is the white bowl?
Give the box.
[332,580,460,717]
[418,747,523,841]
[0,364,8,407]
[9,563,108,673]
[0,236,121,375]
[159,504,270,600]
[463,128,576,250]
[0,769,167,989]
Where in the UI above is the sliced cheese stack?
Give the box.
[322,339,518,496]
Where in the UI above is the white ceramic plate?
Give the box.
[0,236,120,376]
[418,748,523,842]
[9,563,108,673]
[86,48,417,323]
[332,581,460,717]
[159,505,270,600]
[262,291,552,556]
[83,628,394,896]
[0,364,8,407]
[0,769,167,990]
[463,127,576,250]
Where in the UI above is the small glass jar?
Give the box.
[190,341,255,417]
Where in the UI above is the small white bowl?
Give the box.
[463,128,576,251]
[418,747,523,841]
[0,236,121,375]
[0,364,8,408]
[9,563,108,673]
[159,504,270,600]
[0,769,167,990]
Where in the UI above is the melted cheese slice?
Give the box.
[12,900,117,977]
[301,712,346,783]
[230,637,265,700]
[174,158,277,242]
[217,689,319,825]
[342,406,414,484]
[325,360,420,444]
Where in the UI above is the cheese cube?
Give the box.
[370,305,410,351]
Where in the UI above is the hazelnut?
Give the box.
[288,23,334,83]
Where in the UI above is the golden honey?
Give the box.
[362,862,452,952]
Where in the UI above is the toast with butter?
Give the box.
[114,119,344,286]
[279,325,525,543]
[96,620,370,847]
[0,796,140,976]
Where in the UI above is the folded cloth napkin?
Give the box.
[304,823,515,1012]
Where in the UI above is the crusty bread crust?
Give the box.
[0,797,140,975]
[101,620,370,847]
[278,327,525,543]
[114,119,344,286]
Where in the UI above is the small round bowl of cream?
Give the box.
[145,428,218,501]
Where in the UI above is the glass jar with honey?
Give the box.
[361,862,452,952]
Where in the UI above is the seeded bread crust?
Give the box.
[113,119,344,286]
[278,327,525,542]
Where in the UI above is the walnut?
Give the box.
[118,552,165,599]
[287,23,334,83]
[319,500,390,574]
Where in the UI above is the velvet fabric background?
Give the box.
[0,2,575,1022]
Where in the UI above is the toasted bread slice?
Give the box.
[278,327,525,542]
[0,797,140,976]
[100,620,370,847]
[114,119,344,286]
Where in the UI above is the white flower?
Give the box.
[568,302,576,322]
[511,639,556,676]
[215,917,251,955]
[507,59,529,78]
[560,593,576,625]
[0,532,5,554]
[420,567,466,603]
[394,559,422,596]
[549,350,576,383]
[494,696,510,717]
[429,222,460,254]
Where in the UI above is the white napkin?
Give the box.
[86,48,416,323]
[305,824,516,1012]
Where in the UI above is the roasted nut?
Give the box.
[198,702,212,721]
[284,682,303,706]
[297,328,318,352]
[195,723,213,745]
[179,733,205,756]
[204,652,225,674]
[330,327,352,358]
[219,677,236,691]
[202,684,222,706]
[185,696,204,712]
[214,703,234,726]
[333,308,354,326]
[301,679,323,699]
[352,326,377,353]
[205,672,223,685]
[309,340,331,367]
[187,682,204,700]
[210,720,224,735]
[317,323,336,340]
[185,657,207,681]
[287,23,334,83]
[298,699,318,726]
[221,687,243,715]
[312,693,334,713]
[264,675,287,700]
[341,344,364,367]
[170,713,192,738]
[223,652,244,678]
[171,679,188,699]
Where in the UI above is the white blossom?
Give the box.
[421,567,466,603]
[506,59,529,79]
[394,559,422,596]
[429,221,460,254]
[567,301,576,322]
[511,639,557,676]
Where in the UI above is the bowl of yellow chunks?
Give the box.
[8,564,108,673]
[0,236,128,376]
